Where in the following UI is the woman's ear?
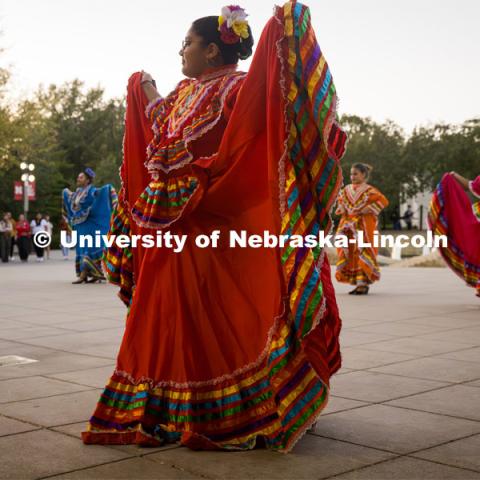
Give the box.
[206,42,221,63]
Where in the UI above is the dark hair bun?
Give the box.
[236,26,254,60]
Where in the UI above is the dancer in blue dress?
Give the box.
[62,168,117,284]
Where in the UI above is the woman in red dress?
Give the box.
[15,214,31,262]
[82,2,347,452]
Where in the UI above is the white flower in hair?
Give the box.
[221,5,248,28]
[218,5,249,44]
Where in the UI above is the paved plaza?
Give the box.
[0,252,479,479]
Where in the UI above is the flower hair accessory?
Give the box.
[218,5,249,45]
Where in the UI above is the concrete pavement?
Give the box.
[0,251,479,479]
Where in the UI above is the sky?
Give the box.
[1,0,479,132]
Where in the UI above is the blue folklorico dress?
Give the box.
[62,184,117,277]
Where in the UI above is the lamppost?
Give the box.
[20,162,35,216]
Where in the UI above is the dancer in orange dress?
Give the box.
[82,2,347,452]
[335,163,389,295]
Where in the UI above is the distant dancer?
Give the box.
[335,163,389,295]
[429,171,480,297]
[62,168,117,283]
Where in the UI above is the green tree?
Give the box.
[404,119,480,192]
[0,80,125,229]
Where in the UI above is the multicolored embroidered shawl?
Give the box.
[63,184,117,276]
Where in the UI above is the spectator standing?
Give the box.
[15,214,31,262]
[30,213,48,262]
[7,212,16,260]
[0,213,13,262]
[44,214,53,260]
[59,215,72,260]
[403,205,414,230]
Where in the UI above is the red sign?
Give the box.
[14,182,22,200]
[13,181,36,201]
[28,181,36,200]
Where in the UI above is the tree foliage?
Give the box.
[403,119,480,194]
[339,115,480,227]
[0,78,125,228]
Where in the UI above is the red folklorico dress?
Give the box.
[82,1,347,452]
[429,173,480,296]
